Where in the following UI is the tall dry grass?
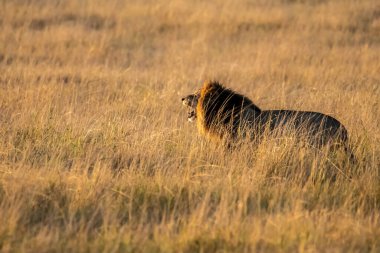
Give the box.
[0,0,379,252]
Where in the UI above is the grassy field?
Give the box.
[1,0,380,252]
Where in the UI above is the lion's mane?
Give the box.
[196,81,261,143]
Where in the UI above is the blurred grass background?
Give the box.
[0,0,380,252]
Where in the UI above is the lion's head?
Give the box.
[181,90,200,122]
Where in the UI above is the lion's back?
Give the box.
[257,110,348,145]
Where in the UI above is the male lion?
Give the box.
[182,81,354,158]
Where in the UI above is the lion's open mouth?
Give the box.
[188,109,196,122]
[182,94,198,122]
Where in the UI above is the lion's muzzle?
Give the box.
[182,94,199,122]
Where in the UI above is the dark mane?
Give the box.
[202,81,261,114]
[197,81,261,139]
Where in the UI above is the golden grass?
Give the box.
[0,0,380,252]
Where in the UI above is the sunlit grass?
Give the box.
[0,0,379,252]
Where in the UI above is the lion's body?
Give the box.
[256,110,348,147]
[185,81,351,152]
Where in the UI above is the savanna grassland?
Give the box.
[1,0,380,252]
